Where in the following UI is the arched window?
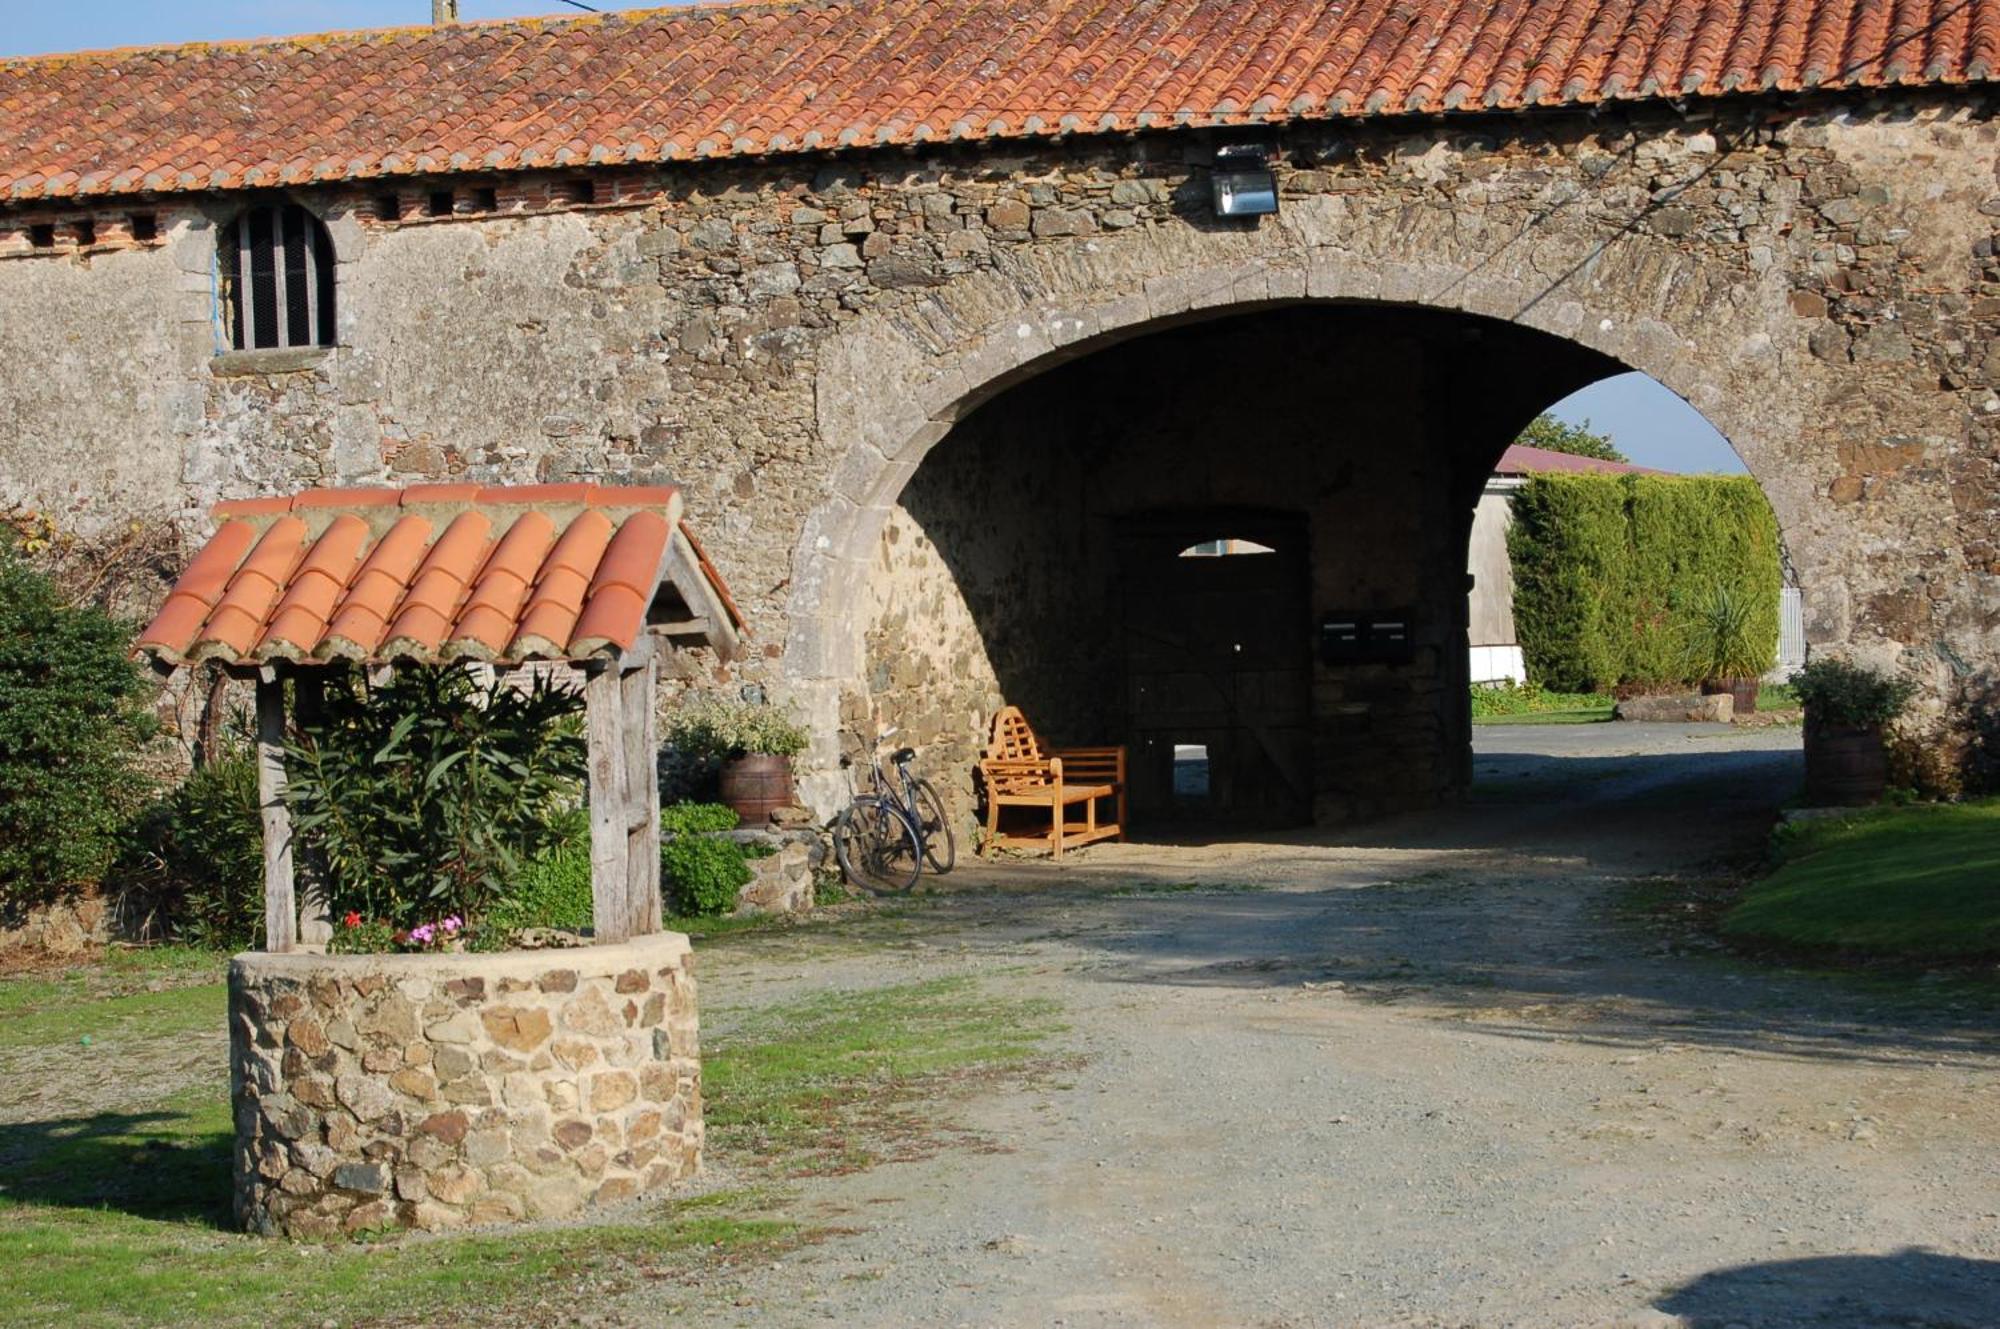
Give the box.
[217,203,335,351]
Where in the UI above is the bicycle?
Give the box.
[832,729,957,891]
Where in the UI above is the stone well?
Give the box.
[228,933,700,1238]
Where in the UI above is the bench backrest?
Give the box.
[985,705,1044,763]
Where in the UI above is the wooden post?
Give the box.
[586,664,631,942]
[256,676,297,953]
[292,673,332,948]
[621,655,662,937]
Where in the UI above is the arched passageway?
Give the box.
[833,300,1772,830]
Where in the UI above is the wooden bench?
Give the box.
[977,706,1126,858]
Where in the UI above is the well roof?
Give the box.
[137,483,743,671]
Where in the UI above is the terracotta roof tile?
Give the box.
[4,1,1994,203]
[137,483,739,669]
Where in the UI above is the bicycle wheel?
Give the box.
[912,778,957,874]
[833,797,923,893]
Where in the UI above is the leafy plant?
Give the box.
[487,807,593,934]
[664,695,811,760]
[1683,585,1772,683]
[0,551,156,912]
[120,755,263,950]
[661,834,751,917]
[1791,657,1917,729]
[285,665,586,931]
[661,801,744,835]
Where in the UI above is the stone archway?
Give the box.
[789,209,1833,683]
[780,215,1850,811]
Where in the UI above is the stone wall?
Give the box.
[228,934,700,1238]
[3,90,1996,821]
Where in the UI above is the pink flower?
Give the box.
[442,916,463,934]
[410,924,435,945]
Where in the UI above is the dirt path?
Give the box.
[650,723,2000,1328]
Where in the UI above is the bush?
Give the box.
[487,808,593,935]
[1508,473,1780,692]
[1507,475,1631,692]
[1791,657,1917,729]
[660,801,743,835]
[0,552,156,911]
[661,831,751,918]
[121,755,263,949]
[285,665,586,931]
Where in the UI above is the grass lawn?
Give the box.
[1469,683,1614,726]
[0,947,1060,1328]
[1722,798,2000,961]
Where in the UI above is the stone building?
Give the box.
[1,0,1996,831]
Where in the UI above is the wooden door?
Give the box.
[1118,514,1312,827]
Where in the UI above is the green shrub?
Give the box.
[122,755,263,949]
[1508,473,1780,692]
[0,552,156,911]
[660,801,743,835]
[488,809,593,934]
[485,802,759,934]
[1508,475,1630,692]
[285,665,585,931]
[661,833,750,917]
[1792,657,1917,728]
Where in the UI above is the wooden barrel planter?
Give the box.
[1804,722,1887,806]
[719,753,795,827]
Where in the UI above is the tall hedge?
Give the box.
[1506,474,1780,693]
[0,551,155,909]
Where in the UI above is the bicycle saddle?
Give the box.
[890,746,917,765]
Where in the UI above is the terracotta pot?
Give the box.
[1804,722,1887,806]
[718,753,794,827]
[1701,676,1761,715]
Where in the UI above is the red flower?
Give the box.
[342,911,362,928]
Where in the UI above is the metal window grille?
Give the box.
[219,204,335,351]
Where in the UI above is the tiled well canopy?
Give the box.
[140,483,745,953]
[139,482,741,672]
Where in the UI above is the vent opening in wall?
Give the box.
[217,203,337,351]
[558,178,596,206]
[472,187,498,212]
[130,213,158,243]
[71,220,96,247]
[428,190,454,218]
[374,194,401,222]
[28,223,55,248]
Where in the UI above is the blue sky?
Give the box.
[6,4,1747,475]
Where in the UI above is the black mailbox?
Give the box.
[1319,610,1414,665]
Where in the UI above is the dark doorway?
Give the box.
[1118,511,1313,828]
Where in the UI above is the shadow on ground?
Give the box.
[0,1109,232,1224]
[925,729,2000,1067]
[1657,1248,2000,1327]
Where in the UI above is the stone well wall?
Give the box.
[228,933,700,1238]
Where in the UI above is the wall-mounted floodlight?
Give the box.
[1211,144,1279,218]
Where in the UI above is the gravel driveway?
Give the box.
[654,722,2000,1329]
